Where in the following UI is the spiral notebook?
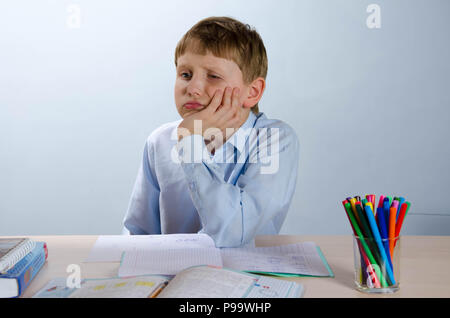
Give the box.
[0,238,36,274]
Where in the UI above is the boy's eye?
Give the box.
[179,72,221,80]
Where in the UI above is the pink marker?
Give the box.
[391,199,399,209]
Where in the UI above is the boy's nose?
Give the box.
[186,76,204,97]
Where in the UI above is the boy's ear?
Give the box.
[243,77,265,108]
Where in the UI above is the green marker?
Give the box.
[344,203,388,287]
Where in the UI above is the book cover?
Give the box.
[0,242,48,298]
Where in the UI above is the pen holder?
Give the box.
[352,235,400,293]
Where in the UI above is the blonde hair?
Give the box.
[175,16,268,114]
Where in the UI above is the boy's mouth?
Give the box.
[184,102,204,110]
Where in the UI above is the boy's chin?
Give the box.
[178,108,202,118]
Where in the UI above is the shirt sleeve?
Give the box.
[122,141,161,235]
[177,126,300,247]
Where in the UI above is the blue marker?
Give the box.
[376,206,393,270]
[364,204,396,286]
[383,198,391,229]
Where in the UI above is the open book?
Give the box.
[85,234,333,277]
[33,265,304,298]
[115,237,333,278]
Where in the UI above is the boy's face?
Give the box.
[175,51,249,119]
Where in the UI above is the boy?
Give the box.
[122,17,299,247]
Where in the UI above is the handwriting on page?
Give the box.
[221,242,330,276]
[118,247,223,277]
[85,234,216,262]
[158,266,255,298]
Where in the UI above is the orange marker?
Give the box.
[389,201,399,257]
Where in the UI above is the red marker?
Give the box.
[395,202,411,247]
[375,195,385,222]
[377,195,386,209]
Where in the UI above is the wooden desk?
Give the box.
[8,235,450,298]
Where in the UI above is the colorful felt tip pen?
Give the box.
[377,195,385,209]
[349,198,359,224]
[343,201,385,287]
[389,200,399,257]
[356,202,372,238]
[395,202,411,247]
[396,197,405,221]
[376,206,393,270]
[364,203,396,286]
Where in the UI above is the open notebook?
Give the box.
[85,234,332,278]
[33,265,304,298]
[111,235,333,278]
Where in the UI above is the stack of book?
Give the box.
[0,238,48,298]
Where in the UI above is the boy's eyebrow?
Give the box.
[176,63,227,75]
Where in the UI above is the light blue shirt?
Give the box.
[122,112,300,247]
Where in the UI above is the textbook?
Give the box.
[0,238,36,273]
[33,265,304,298]
[0,242,48,298]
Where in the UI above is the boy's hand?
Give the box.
[177,87,246,152]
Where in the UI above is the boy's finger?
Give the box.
[207,89,223,113]
[231,87,241,109]
[222,87,233,109]
[217,87,239,120]
[224,87,240,118]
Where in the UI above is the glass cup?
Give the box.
[353,235,400,293]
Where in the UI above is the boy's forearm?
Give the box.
[176,130,299,247]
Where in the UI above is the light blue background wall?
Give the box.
[1,0,449,236]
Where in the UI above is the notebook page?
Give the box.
[33,277,77,298]
[245,275,303,298]
[85,233,216,262]
[221,242,330,276]
[118,247,223,277]
[158,266,255,298]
